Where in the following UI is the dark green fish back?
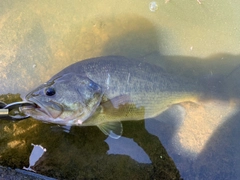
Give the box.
[51,56,200,96]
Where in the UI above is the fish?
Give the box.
[21,56,203,139]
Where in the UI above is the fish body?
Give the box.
[21,56,202,138]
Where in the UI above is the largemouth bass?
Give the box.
[21,56,203,138]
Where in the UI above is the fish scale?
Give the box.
[21,56,203,139]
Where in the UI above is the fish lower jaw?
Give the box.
[35,107,48,115]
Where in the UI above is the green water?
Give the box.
[0,0,240,179]
[1,0,240,95]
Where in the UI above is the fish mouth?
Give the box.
[25,98,64,119]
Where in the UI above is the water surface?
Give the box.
[0,0,240,179]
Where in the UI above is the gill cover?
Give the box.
[23,73,103,124]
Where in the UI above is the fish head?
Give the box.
[21,73,103,125]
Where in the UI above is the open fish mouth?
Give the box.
[21,98,64,119]
[31,103,49,116]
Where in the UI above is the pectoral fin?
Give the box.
[97,121,123,139]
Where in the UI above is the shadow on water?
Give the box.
[0,94,180,179]
[187,110,240,180]
[0,15,181,179]
[142,53,240,179]
[1,10,240,180]
[63,14,161,59]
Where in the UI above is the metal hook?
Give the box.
[0,101,8,117]
[0,109,9,117]
[0,101,36,119]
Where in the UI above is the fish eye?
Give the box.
[45,87,56,96]
[88,81,99,90]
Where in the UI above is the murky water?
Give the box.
[0,0,240,179]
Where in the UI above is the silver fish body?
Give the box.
[21,56,202,138]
